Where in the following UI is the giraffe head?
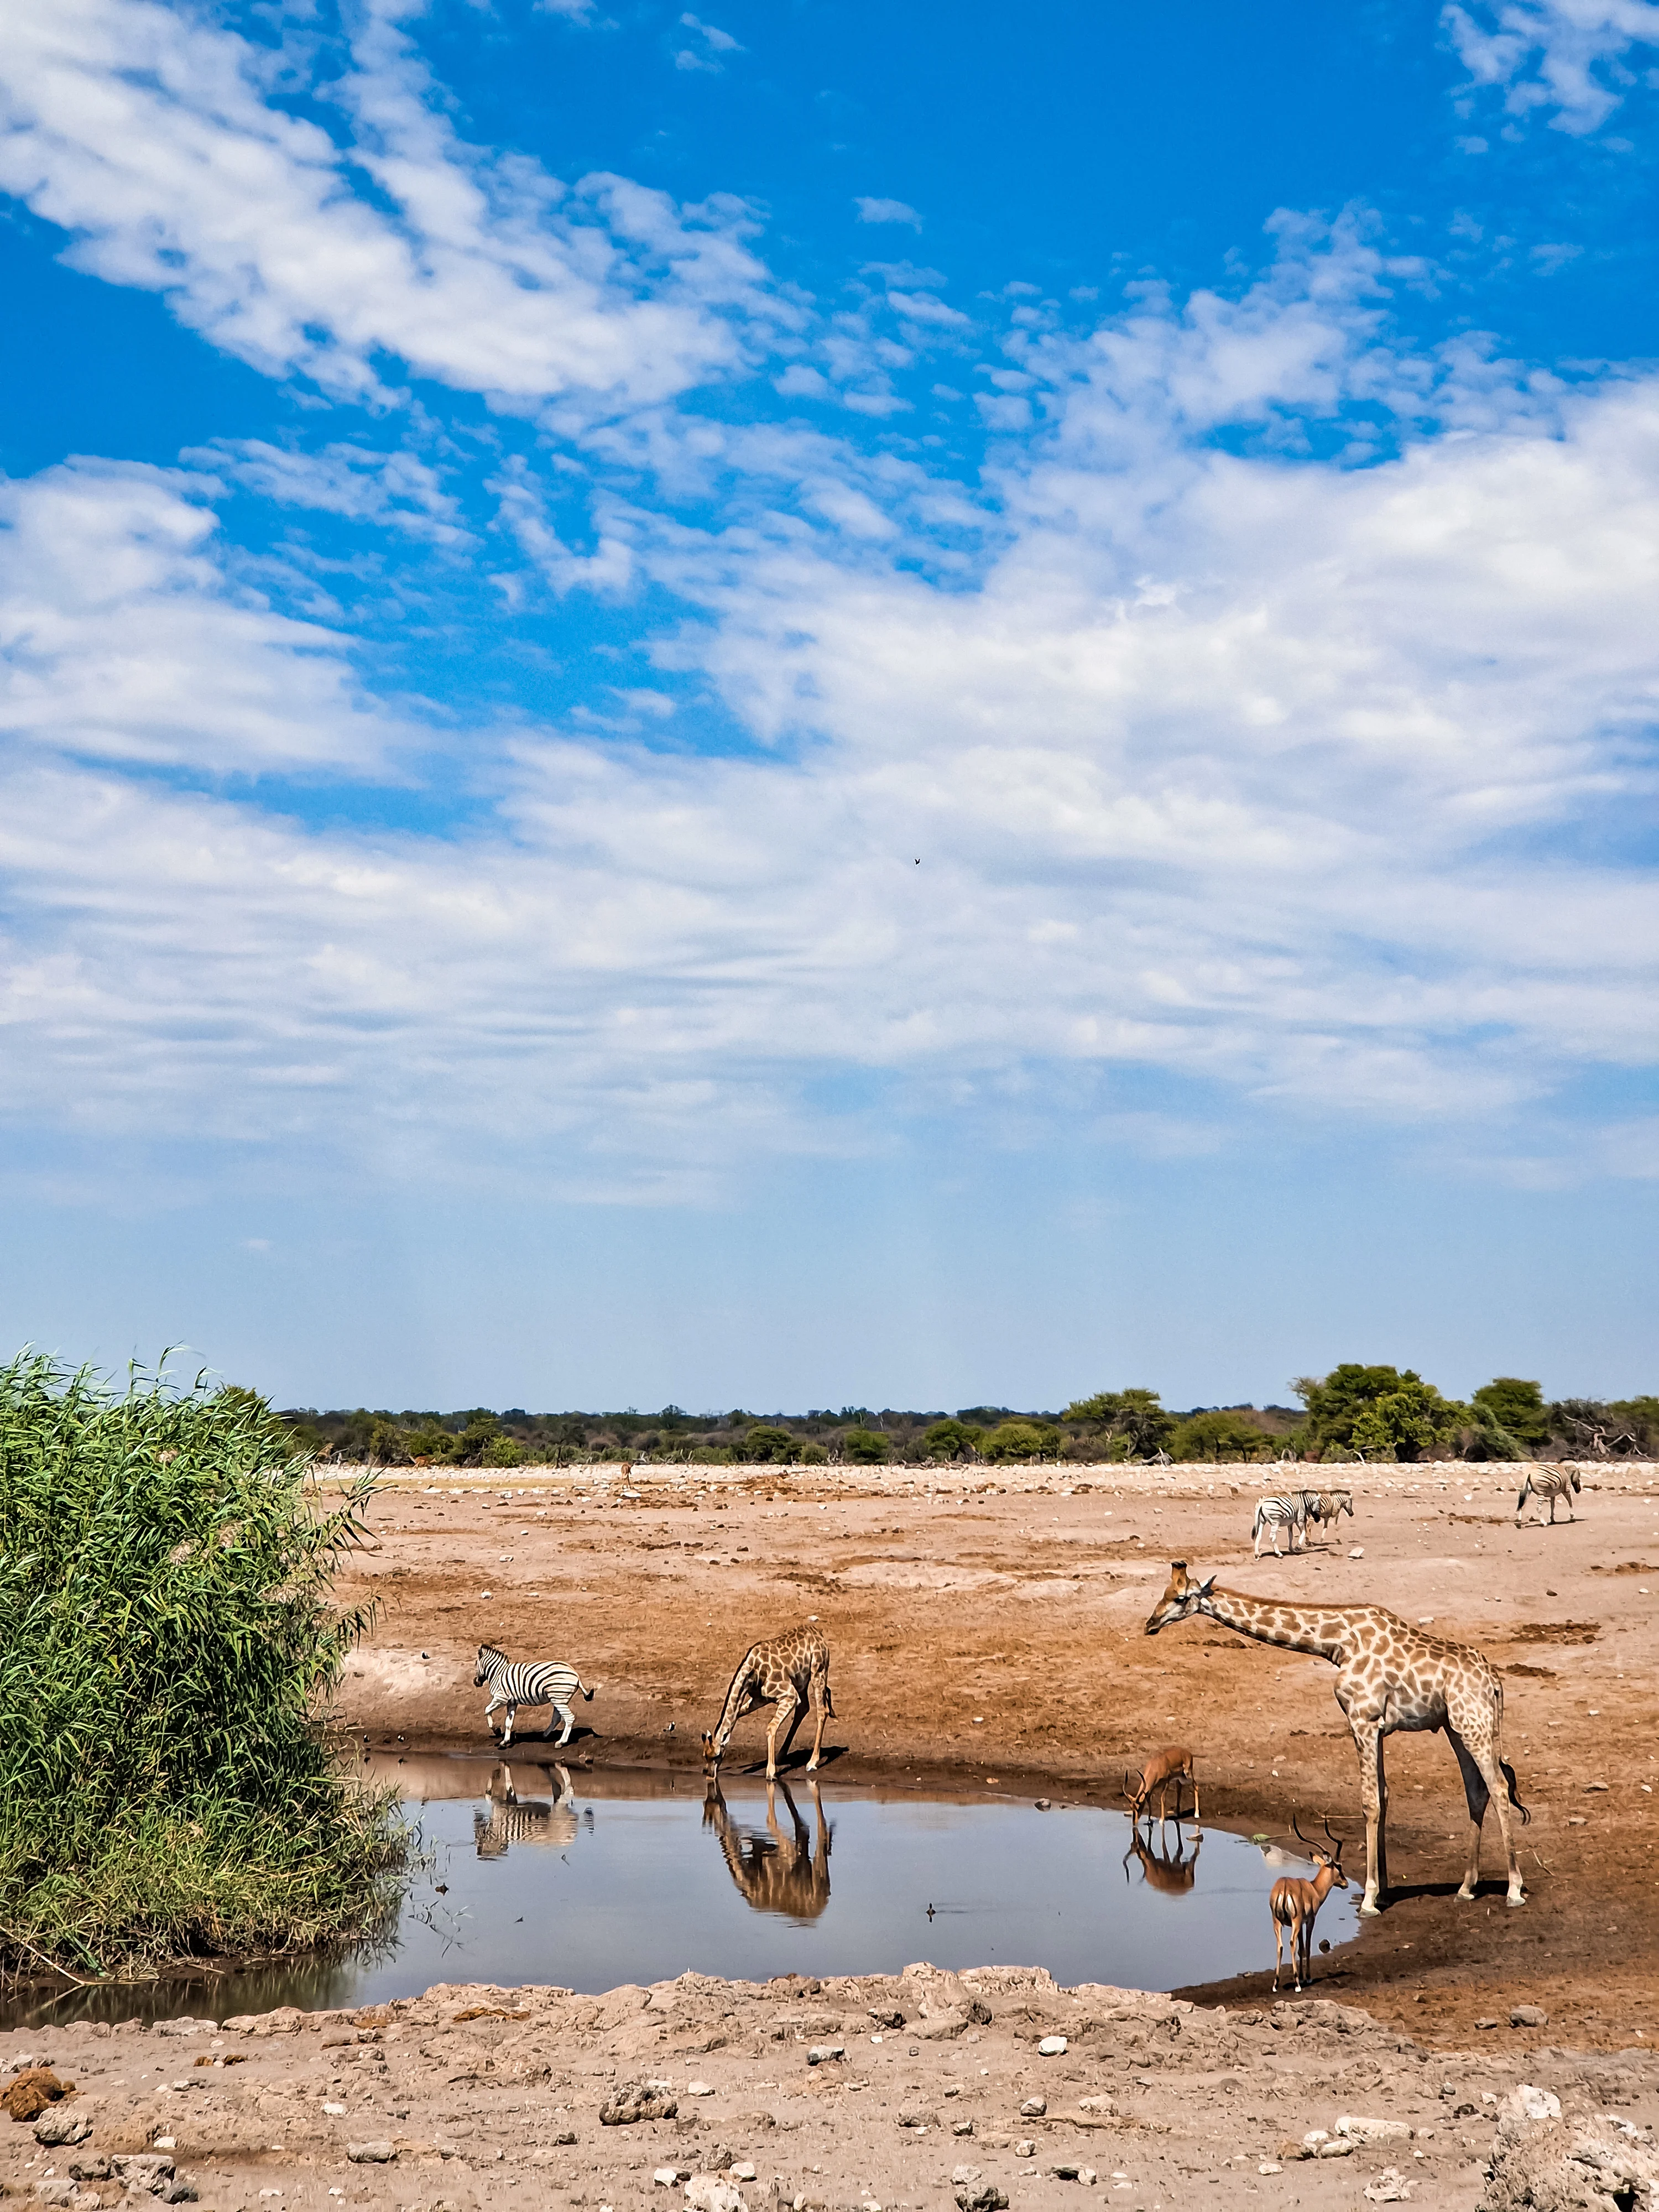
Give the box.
[702,1729,724,1773]
[1144,1560,1215,1635]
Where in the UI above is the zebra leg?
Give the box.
[1515,1479,1530,1527]
[551,1700,575,1746]
[500,1703,516,1747]
[484,1692,504,1739]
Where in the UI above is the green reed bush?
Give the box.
[0,1353,403,1981]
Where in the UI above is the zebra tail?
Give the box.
[582,1683,595,1701]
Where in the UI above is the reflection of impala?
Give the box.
[703,1776,832,1921]
[473,1761,577,1859]
[1121,1821,1202,1896]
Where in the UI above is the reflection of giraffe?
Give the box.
[702,1624,833,1779]
[1145,1561,1528,1916]
[702,1776,832,1921]
[473,1761,578,1860]
[1121,1822,1201,1896]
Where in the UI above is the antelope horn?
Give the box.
[1124,1768,1142,1799]
[1291,1810,1310,1845]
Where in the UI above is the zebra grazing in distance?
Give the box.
[473,1643,595,1747]
[1253,1492,1310,1557]
[1515,1467,1582,1528]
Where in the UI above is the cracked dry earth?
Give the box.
[5,1968,1656,2212]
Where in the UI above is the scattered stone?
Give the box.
[953,2120,974,2137]
[731,2163,757,2182]
[111,2156,175,2188]
[898,2108,936,2131]
[33,2110,91,2148]
[1037,2036,1067,2057]
[951,2167,980,2186]
[1258,2163,1282,2176]
[1338,2117,1414,2146]
[1078,2171,1097,2188]
[550,2128,577,2146]
[1476,2018,1500,2031]
[687,2080,717,2096]
[67,2158,109,2182]
[1509,2087,1562,2123]
[955,2188,1008,2212]
[1482,2103,1659,2212]
[1077,2098,1114,2117]
[654,2168,680,2187]
[1015,2139,1036,2158]
[1363,2167,1416,2203]
[684,2177,745,2212]
[346,2141,398,2164]
[1020,2098,1047,2117]
[806,2045,844,2067]
[868,2007,905,2030]
[602,2083,679,2125]
[1510,2006,1549,2029]
[1034,1800,1052,1811]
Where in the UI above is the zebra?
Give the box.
[1515,1466,1582,1528]
[1253,1492,1310,1557]
[473,1643,594,1746]
[1305,1488,1354,1531]
[473,1761,578,1859]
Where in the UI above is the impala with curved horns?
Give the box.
[1270,1813,1348,1992]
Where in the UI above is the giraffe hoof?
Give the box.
[1359,1900,1384,1917]
[1507,1891,1527,1908]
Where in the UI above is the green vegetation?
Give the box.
[0,1355,401,1984]
[277,1373,1658,1473]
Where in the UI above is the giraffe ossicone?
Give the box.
[1144,1560,1528,1917]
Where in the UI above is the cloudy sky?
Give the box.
[1,0,1655,1412]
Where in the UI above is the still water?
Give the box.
[6,1755,1357,2028]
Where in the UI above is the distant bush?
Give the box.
[796,1441,828,1464]
[842,1428,890,1463]
[743,1424,796,1462]
[0,1355,400,1982]
[922,1420,982,1461]
[1167,1411,1277,1463]
[980,1420,1061,1463]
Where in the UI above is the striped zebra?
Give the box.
[1305,1488,1354,1530]
[1253,1492,1310,1557]
[473,1643,595,1746]
[1515,1465,1582,1528]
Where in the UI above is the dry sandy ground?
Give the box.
[5,1965,1655,2212]
[324,1457,1659,2051]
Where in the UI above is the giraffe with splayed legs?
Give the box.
[702,1623,833,1780]
[1145,1561,1528,1916]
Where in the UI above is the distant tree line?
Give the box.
[274,1370,1658,1469]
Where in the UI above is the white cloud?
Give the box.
[1443,0,1659,132]
[680,12,743,51]
[190,440,471,545]
[0,0,787,413]
[854,197,922,229]
[0,461,404,773]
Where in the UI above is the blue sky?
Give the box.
[0,0,1655,1412]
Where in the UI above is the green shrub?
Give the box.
[980,1420,1060,1463]
[842,1428,889,1463]
[1167,1411,1276,1463]
[795,1442,828,1464]
[481,1436,525,1468]
[743,1425,796,1462]
[0,1355,401,1981]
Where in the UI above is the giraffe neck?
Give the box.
[713,1658,758,1751]
[1202,1585,1350,1663]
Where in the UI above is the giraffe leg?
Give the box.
[766,1694,801,1780]
[806,1678,828,1771]
[1352,1721,1388,1914]
[1447,1726,1489,1900]
[1463,1724,1527,1907]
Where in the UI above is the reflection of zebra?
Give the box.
[1253,1494,1309,1557]
[702,1777,831,1922]
[474,1644,594,1746]
[1515,1466,1582,1528]
[473,1762,578,1860]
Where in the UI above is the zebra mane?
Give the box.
[478,1642,509,1663]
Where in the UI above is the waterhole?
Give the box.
[7,1755,1358,2028]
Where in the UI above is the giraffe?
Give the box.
[702,1775,832,1920]
[702,1623,833,1780]
[1144,1561,1529,1916]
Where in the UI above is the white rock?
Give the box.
[686,2080,716,2097]
[952,2169,980,2187]
[1021,2098,1047,2117]
[1510,2085,1562,2122]
[322,2103,346,2117]
[654,2170,680,2188]
[1016,2140,1036,2158]
[731,2163,757,2182]
[1037,2036,1068,2057]
[1349,1547,1364,1559]
[1362,2166,1416,2203]
[684,2181,745,2212]
[1079,2170,1097,2188]
[1337,2116,1413,2145]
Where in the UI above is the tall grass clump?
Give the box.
[0,1353,403,1983]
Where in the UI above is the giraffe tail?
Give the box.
[1500,1757,1531,1826]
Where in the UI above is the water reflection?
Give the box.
[1122,1819,1203,1896]
[702,1777,832,1922]
[474,1761,583,1859]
